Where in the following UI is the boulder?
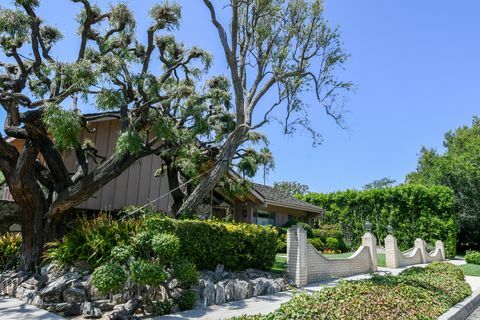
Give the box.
[39,272,81,302]
[44,302,81,316]
[198,279,215,306]
[82,301,102,318]
[214,282,226,305]
[93,299,116,311]
[63,287,86,303]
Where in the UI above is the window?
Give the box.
[254,210,276,226]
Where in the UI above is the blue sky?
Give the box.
[2,0,479,193]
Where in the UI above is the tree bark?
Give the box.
[179,125,249,213]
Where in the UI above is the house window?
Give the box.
[254,210,276,226]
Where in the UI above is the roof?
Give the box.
[251,183,324,214]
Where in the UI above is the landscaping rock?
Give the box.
[94,299,116,311]
[198,279,215,306]
[214,282,226,305]
[82,301,102,318]
[63,287,86,303]
[39,272,81,302]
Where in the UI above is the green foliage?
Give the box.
[302,184,457,258]
[325,237,339,251]
[273,181,310,196]
[407,116,480,251]
[110,245,133,263]
[234,262,471,320]
[363,177,396,190]
[0,8,30,49]
[307,238,324,252]
[44,215,138,268]
[172,260,198,288]
[276,237,287,253]
[177,289,196,311]
[147,299,173,316]
[115,130,145,155]
[465,250,480,265]
[150,233,180,263]
[42,103,82,151]
[140,215,277,270]
[92,262,127,293]
[0,233,21,271]
[130,260,167,286]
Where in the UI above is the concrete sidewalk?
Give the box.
[0,297,64,320]
[153,259,480,320]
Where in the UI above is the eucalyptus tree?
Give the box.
[0,0,254,271]
[180,0,352,212]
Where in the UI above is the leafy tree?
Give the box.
[407,116,480,250]
[0,0,270,271]
[179,0,352,212]
[363,177,396,190]
[273,180,310,196]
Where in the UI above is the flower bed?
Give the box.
[233,262,471,320]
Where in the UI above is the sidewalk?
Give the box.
[0,297,64,320]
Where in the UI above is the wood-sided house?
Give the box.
[0,113,323,230]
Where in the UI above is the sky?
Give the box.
[2,0,479,193]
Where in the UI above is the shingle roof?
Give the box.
[251,183,324,214]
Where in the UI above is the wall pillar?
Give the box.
[435,240,446,261]
[414,238,428,263]
[361,232,377,272]
[384,235,399,268]
[287,225,308,287]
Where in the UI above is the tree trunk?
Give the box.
[20,205,49,273]
[166,162,186,216]
[179,125,249,213]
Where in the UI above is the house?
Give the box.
[0,114,323,229]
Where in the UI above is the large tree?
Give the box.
[179,0,352,212]
[407,116,480,250]
[0,0,274,271]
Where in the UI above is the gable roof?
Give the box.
[251,183,324,214]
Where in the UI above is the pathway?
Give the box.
[468,305,480,320]
[0,297,63,320]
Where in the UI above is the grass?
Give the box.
[272,252,386,273]
[459,263,480,276]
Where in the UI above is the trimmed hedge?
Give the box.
[302,184,457,258]
[45,214,277,271]
[465,250,480,265]
[233,262,471,320]
[140,215,277,270]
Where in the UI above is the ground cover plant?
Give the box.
[303,184,457,257]
[240,262,471,320]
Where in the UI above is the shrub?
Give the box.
[139,215,277,270]
[44,215,138,268]
[276,237,286,253]
[307,238,324,252]
[92,262,127,293]
[172,260,198,288]
[146,299,174,316]
[130,260,167,286]
[302,184,457,258]
[177,289,196,311]
[0,232,21,271]
[465,250,480,265]
[110,245,133,263]
[233,262,471,320]
[150,233,180,263]
[325,237,339,251]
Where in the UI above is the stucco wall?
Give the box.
[385,235,445,268]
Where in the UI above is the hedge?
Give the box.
[140,215,277,270]
[45,214,277,271]
[233,262,471,320]
[302,184,457,258]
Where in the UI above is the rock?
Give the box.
[63,287,86,303]
[19,277,43,291]
[171,288,183,300]
[93,299,115,311]
[231,280,251,301]
[85,276,109,301]
[44,302,81,316]
[108,297,139,320]
[82,301,102,318]
[198,279,215,306]
[251,278,267,296]
[39,272,81,302]
[214,282,226,305]
[224,280,235,302]
[14,286,37,303]
[167,278,179,290]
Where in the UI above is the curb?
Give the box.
[438,288,480,320]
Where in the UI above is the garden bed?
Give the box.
[237,262,472,320]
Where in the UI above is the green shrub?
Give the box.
[177,289,196,311]
[150,233,180,263]
[325,237,339,251]
[233,262,470,320]
[140,215,277,270]
[276,237,286,253]
[424,261,465,281]
[302,184,457,258]
[172,260,198,288]
[110,244,133,263]
[44,215,138,268]
[0,232,21,271]
[307,238,324,251]
[92,262,127,293]
[465,250,480,265]
[130,260,167,285]
[147,299,173,316]
[312,224,348,251]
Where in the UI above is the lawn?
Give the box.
[272,252,386,273]
[459,263,480,277]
